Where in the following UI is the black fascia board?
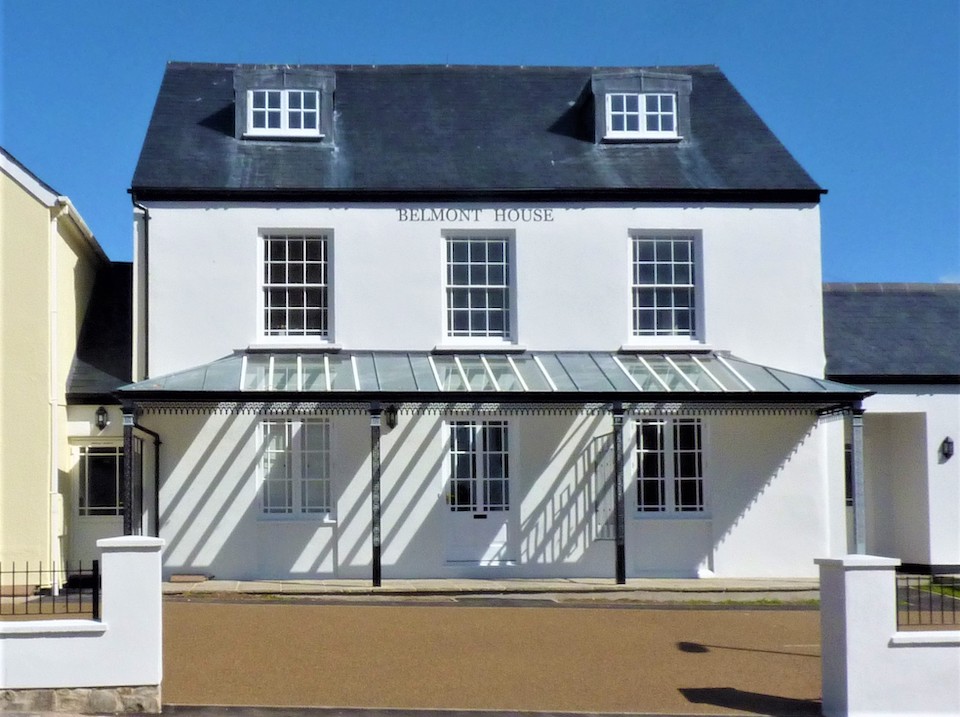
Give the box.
[67,392,124,406]
[129,186,826,204]
[114,389,870,405]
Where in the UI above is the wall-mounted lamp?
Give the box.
[941,437,954,461]
[95,406,110,431]
[383,404,398,430]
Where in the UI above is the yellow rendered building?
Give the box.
[0,147,110,575]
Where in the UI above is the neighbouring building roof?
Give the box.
[116,350,866,409]
[67,263,133,402]
[823,283,960,382]
[132,63,822,200]
[1,145,60,204]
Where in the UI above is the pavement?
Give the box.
[161,576,820,604]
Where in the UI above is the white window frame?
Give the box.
[258,418,333,519]
[634,417,707,516]
[630,233,700,341]
[442,232,515,345]
[605,92,679,140]
[246,89,322,138]
[447,420,511,513]
[76,444,124,518]
[259,232,332,342]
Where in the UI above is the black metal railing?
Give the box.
[0,561,100,621]
[896,572,960,630]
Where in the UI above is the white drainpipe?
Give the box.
[48,202,66,593]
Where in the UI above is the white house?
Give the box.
[824,283,960,573]
[115,63,869,581]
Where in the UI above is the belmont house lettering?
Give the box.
[397,208,555,223]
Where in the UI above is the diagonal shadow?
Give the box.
[679,687,821,716]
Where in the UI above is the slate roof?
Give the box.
[823,284,960,382]
[132,63,821,199]
[66,263,132,402]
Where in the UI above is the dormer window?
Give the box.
[591,71,691,144]
[247,89,321,138]
[606,93,677,140]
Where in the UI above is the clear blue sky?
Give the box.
[2,0,957,282]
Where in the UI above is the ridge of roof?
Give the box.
[162,60,723,73]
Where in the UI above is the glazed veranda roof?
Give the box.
[117,351,868,408]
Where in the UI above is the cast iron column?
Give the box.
[370,403,383,587]
[850,404,867,554]
[121,405,136,535]
[612,403,626,584]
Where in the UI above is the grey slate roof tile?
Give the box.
[132,63,821,196]
[823,283,960,380]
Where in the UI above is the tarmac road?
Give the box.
[162,599,822,715]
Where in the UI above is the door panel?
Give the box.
[445,421,514,564]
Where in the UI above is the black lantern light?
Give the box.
[941,437,954,461]
[95,406,109,431]
[383,404,398,429]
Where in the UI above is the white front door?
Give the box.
[70,443,129,567]
[445,420,514,565]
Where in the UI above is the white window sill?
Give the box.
[434,343,527,354]
[249,342,342,353]
[633,513,712,521]
[258,515,337,524]
[243,131,325,141]
[620,342,712,353]
[603,134,682,143]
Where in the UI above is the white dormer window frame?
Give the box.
[246,89,322,138]
[605,92,679,140]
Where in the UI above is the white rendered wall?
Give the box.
[859,386,960,567]
[141,202,824,378]
[0,537,164,690]
[147,409,835,580]
[818,555,960,717]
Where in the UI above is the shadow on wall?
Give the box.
[151,409,830,580]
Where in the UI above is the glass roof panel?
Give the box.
[534,354,577,391]
[201,356,243,391]
[327,354,357,391]
[373,354,418,391]
[409,355,439,391]
[511,355,552,391]
[301,355,327,391]
[692,355,748,391]
[617,355,667,391]
[432,356,467,391]
[458,356,497,391]
[243,355,270,390]
[164,366,208,391]
[272,355,299,391]
[669,356,722,392]
[354,354,379,391]
[484,356,525,391]
[642,356,689,391]
[720,357,788,391]
[591,353,639,392]
[765,367,825,392]
[555,353,614,391]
